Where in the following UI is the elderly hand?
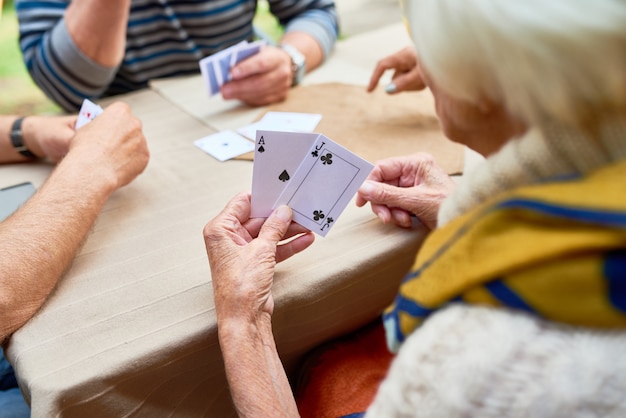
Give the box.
[221,46,293,106]
[367,46,426,94]
[204,193,314,320]
[69,102,149,190]
[356,153,455,230]
[21,115,77,162]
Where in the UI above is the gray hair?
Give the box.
[403,0,626,129]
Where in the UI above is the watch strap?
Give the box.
[279,44,306,87]
[10,117,38,159]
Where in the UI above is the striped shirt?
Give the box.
[16,0,339,111]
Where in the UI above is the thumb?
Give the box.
[259,205,292,244]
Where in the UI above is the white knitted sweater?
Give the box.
[365,117,626,418]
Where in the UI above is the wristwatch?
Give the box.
[279,43,306,87]
[10,117,37,159]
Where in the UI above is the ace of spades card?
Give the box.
[251,130,374,237]
[250,130,319,218]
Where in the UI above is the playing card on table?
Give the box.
[237,111,322,140]
[273,134,374,237]
[194,130,255,162]
[250,130,320,218]
[75,98,104,130]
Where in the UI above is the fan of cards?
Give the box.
[251,130,374,237]
[199,40,266,97]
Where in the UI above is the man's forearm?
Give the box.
[219,314,300,418]
[0,154,116,341]
[65,0,131,67]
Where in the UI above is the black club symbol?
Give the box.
[321,153,333,165]
[311,150,319,157]
[313,210,325,221]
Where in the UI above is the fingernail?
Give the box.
[385,83,397,94]
[275,205,291,221]
[359,181,374,194]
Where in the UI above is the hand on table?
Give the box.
[21,115,77,162]
[367,46,426,94]
[356,153,455,230]
[204,193,314,320]
[221,46,293,106]
[69,101,150,190]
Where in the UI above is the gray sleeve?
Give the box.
[18,2,119,111]
[269,0,340,60]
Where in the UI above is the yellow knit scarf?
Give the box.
[384,159,626,352]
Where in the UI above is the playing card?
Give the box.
[273,134,374,237]
[194,130,255,162]
[237,111,322,140]
[231,40,266,67]
[250,130,320,218]
[215,49,234,85]
[199,56,221,96]
[75,98,104,130]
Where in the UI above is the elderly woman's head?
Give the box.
[402,0,626,155]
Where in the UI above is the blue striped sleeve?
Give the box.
[17,0,116,111]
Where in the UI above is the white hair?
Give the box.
[402,0,626,129]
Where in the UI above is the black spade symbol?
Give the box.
[278,170,290,182]
[258,145,265,153]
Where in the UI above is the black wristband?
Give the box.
[10,117,38,159]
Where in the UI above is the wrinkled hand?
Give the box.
[356,153,455,229]
[204,193,315,320]
[22,115,77,162]
[70,101,150,190]
[367,46,426,94]
[221,46,293,106]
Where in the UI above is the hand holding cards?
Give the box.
[251,130,374,237]
[199,40,266,97]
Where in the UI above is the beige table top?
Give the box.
[3,22,482,418]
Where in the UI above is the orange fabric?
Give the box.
[296,320,395,418]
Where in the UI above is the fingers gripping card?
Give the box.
[273,134,374,237]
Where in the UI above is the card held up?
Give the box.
[75,98,104,130]
[250,130,320,218]
[268,132,374,237]
[199,40,266,97]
